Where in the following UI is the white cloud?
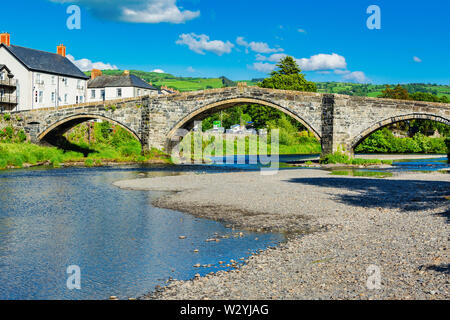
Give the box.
[334,69,351,75]
[295,53,347,71]
[413,56,422,63]
[256,53,288,62]
[251,62,277,73]
[236,37,283,54]
[151,69,165,73]
[176,33,234,55]
[298,29,307,34]
[187,66,195,73]
[50,0,199,24]
[342,71,370,83]
[67,54,118,71]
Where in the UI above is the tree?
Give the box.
[259,56,317,92]
[379,84,410,100]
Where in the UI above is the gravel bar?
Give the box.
[114,169,450,300]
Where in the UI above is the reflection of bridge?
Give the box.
[7,85,450,156]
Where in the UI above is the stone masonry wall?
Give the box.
[2,86,449,156]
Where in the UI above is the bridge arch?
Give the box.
[38,114,142,146]
[351,113,450,151]
[166,97,321,144]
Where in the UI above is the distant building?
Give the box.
[0,33,89,111]
[159,85,179,95]
[87,70,158,102]
[227,124,257,135]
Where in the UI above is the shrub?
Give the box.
[320,152,351,164]
[3,113,11,121]
[84,159,94,167]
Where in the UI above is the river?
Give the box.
[0,155,447,300]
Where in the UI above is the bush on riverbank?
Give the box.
[320,151,393,165]
[355,128,448,154]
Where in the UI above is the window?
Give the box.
[101,90,105,101]
[117,88,122,97]
[76,96,79,104]
[77,80,83,90]
[91,90,96,99]
[51,92,55,103]
[62,78,68,87]
[80,96,84,103]
[35,74,43,85]
[35,91,38,103]
[64,94,68,103]
[0,72,4,81]
[137,89,141,96]
[38,91,43,103]
[51,76,56,85]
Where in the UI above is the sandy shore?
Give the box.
[115,169,449,300]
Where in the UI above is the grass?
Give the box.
[0,122,172,170]
[320,151,393,165]
[330,170,393,178]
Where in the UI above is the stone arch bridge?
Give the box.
[6,86,450,156]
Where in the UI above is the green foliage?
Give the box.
[320,152,392,165]
[356,128,447,154]
[380,85,410,100]
[446,137,450,162]
[0,121,172,170]
[3,113,11,121]
[258,56,317,92]
[84,159,94,167]
[331,170,393,178]
[0,126,26,143]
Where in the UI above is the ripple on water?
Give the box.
[0,166,284,300]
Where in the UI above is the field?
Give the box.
[86,70,450,99]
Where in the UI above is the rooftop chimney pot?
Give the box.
[57,44,66,57]
[0,33,10,46]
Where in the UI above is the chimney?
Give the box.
[0,33,10,46]
[57,44,66,57]
[91,69,102,80]
[123,70,130,76]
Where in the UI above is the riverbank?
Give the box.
[0,142,172,170]
[115,169,449,300]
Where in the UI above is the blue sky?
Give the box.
[1,0,449,84]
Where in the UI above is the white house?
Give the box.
[0,33,88,112]
[87,70,158,102]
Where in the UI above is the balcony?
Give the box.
[0,95,18,104]
[0,78,17,88]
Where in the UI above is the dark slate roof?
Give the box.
[87,74,157,90]
[0,44,89,80]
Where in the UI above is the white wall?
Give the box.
[31,72,87,109]
[0,46,87,111]
[0,46,31,111]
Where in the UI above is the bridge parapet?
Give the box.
[1,86,448,156]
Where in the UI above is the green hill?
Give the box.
[85,70,450,99]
